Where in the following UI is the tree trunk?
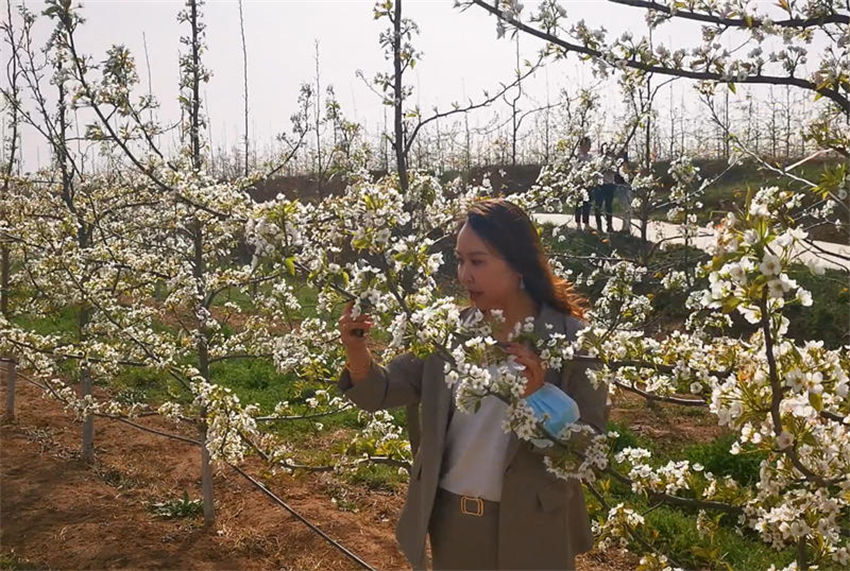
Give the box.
[200,426,216,525]
[238,0,249,178]
[189,0,202,171]
[464,113,471,180]
[192,219,216,525]
[184,2,215,523]
[80,363,94,462]
[0,245,10,420]
[314,41,324,196]
[723,88,730,160]
[3,359,15,420]
[510,35,521,167]
[393,0,408,193]
[644,29,653,173]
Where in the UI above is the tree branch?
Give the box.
[466,0,850,114]
[610,0,849,28]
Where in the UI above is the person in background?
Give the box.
[614,151,633,234]
[593,143,617,233]
[338,199,608,570]
[574,136,593,232]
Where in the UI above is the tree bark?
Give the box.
[3,360,15,420]
[193,219,216,525]
[189,0,202,171]
[80,363,94,461]
[200,426,216,525]
[238,0,249,178]
[393,0,408,193]
[314,41,324,196]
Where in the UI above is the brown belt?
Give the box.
[437,488,499,518]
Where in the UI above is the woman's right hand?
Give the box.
[339,302,374,382]
[338,301,374,349]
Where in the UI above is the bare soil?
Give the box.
[1,377,650,570]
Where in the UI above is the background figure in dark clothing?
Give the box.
[574,136,593,231]
[594,183,615,232]
[575,195,592,228]
[614,152,633,233]
[594,143,617,232]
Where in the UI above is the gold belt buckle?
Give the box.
[460,495,484,517]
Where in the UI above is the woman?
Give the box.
[338,199,607,570]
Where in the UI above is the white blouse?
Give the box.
[439,365,512,502]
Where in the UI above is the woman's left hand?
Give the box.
[503,343,546,398]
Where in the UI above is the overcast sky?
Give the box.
[7,0,818,170]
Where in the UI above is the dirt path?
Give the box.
[1,377,636,570]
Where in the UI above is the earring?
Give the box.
[519,275,525,290]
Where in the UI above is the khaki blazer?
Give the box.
[338,303,608,570]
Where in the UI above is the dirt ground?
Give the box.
[1,377,642,570]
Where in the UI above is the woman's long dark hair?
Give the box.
[463,198,586,318]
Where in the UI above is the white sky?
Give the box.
[7,0,824,170]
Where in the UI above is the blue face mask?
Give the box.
[524,383,581,442]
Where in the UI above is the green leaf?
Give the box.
[808,391,823,411]
[727,82,737,94]
[284,256,295,276]
[722,297,741,313]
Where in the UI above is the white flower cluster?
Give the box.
[344,409,412,466]
[585,260,652,328]
[613,444,744,502]
[272,317,344,383]
[192,379,258,464]
[595,502,647,550]
[638,553,683,571]
[705,210,816,331]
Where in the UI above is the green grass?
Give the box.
[607,420,764,487]
[345,462,406,492]
[607,420,653,454]
[649,158,845,243]
[586,477,796,571]
[0,550,41,571]
[680,434,765,487]
[784,266,849,349]
[643,503,794,570]
[110,367,176,405]
[210,359,297,409]
[12,305,79,337]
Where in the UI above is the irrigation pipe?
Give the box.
[228,463,377,571]
[14,371,200,445]
[11,368,377,570]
